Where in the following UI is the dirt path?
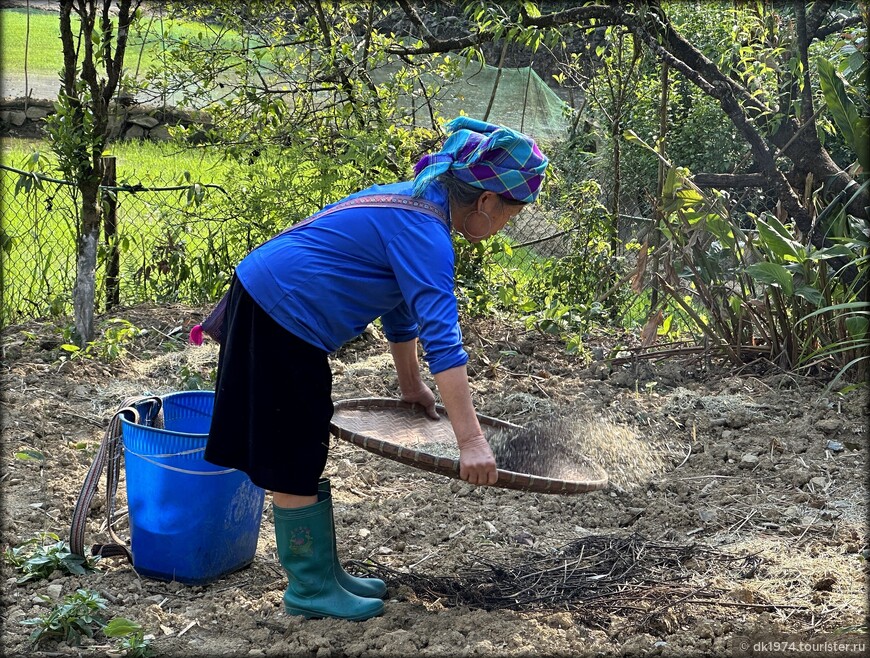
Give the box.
[0,304,867,657]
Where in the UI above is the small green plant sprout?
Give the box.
[59,318,144,363]
[104,618,155,658]
[3,532,100,583]
[21,589,108,646]
[20,330,39,342]
[14,448,46,462]
[176,363,216,390]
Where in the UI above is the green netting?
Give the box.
[382,59,572,142]
[433,63,572,142]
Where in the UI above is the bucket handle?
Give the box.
[69,395,163,562]
[125,447,237,476]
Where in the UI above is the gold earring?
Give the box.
[463,210,493,239]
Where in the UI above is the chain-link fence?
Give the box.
[1,163,240,328]
[0,150,658,331]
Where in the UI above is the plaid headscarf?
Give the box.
[412,117,549,203]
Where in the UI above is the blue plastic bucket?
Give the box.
[120,391,265,584]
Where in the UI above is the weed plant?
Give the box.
[59,318,143,362]
[104,618,155,658]
[21,589,108,646]
[3,533,100,584]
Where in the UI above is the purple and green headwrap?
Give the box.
[412,117,549,204]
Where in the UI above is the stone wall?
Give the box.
[0,97,211,141]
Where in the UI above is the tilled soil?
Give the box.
[1,304,867,657]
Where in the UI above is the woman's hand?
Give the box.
[458,434,498,486]
[389,339,439,419]
[433,364,499,487]
[401,383,439,420]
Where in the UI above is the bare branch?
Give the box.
[793,1,817,127]
[813,15,863,40]
[389,0,495,55]
[520,3,623,28]
[386,33,495,55]
[805,0,833,37]
[104,0,136,107]
[58,2,78,99]
[396,0,436,41]
[692,173,768,189]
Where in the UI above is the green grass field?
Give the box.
[2,137,232,184]
[1,9,68,77]
[1,8,251,80]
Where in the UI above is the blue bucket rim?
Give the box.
[119,416,210,440]
[160,390,215,402]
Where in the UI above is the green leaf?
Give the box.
[817,57,869,171]
[810,244,856,261]
[15,450,45,461]
[65,561,86,575]
[521,1,542,19]
[661,173,681,215]
[0,228,14,254]
[798,301,870,324]
[103,618,142,637]
[657,314,673,335]
[756,215,802,261]
[729,295,743,316]
[847,51,864,74]
[746,262,794,295]
[675,187,703,203]
[705,215,736,247]
[623,129,655,154]
[845,316,868,339]
[794,284,824,307]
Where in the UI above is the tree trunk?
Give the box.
[57,0,134,345]
[73,181,101,343]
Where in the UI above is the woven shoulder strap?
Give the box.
[191,193,448,344]
[260,193,448,244]
[69,396,163,561]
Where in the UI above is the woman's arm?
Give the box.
[389,339,438,418]
[434,365,498,486]
[389,342,497,486]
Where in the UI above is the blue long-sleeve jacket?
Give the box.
[235,180,468,374]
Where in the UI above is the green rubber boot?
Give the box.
[273,499,384,621]
[318,479,388,599]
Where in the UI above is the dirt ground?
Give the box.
[1,303,867,658]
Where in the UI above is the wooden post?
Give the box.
[650,61,669,314]
[102,155,120,309]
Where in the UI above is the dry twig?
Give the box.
[350,533,759,627]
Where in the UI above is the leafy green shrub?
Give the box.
[626,147,868,387]
[3,533,100,584]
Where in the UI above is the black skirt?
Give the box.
[204,275,334,496]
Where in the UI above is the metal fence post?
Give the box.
[102,155,120,309]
